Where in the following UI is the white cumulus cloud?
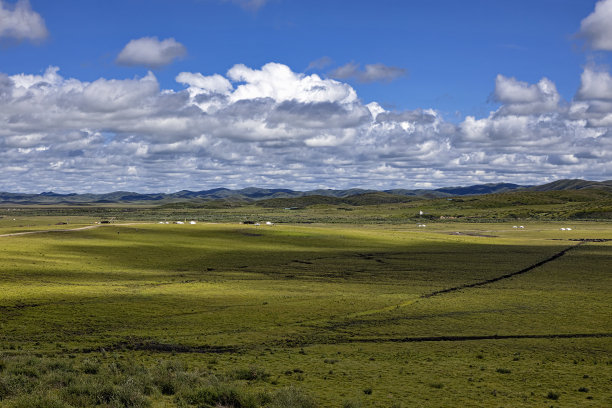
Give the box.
[494,74,561,115]
[456,72,611,180]
[116,37,187,68]
[0,0,47,41]
[81,72,160,112]
[572,65,612,128]
[578,0,612,51]
[176,72,233,95]
[226,62,357,104]
[0,63,610,193]
[576,66,612,101]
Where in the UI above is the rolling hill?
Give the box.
[0,179,610,205]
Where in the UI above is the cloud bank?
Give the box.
[0,62,610,192]
[116,37,187,68]
[0,0,47,41]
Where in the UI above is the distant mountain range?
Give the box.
[1,179,611,205]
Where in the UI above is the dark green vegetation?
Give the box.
[0,354,316,408]
[0,215,610,407]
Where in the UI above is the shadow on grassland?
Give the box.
[29,225,586,285]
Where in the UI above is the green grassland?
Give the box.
[0,217,611,407]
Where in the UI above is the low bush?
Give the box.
[10,392,69,408]
[231,366,271,382]
[546,391,560,400]
[267,386,317,408]
[0,354,315,407]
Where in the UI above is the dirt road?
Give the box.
[0,223,147,238]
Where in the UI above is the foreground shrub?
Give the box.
[230,366,271,382]
[341,400,363,408]
[0,354,316,407]
[267,386,317,408]
[179,381,259,408]
[10,392,69,408]
[80,358,100,375]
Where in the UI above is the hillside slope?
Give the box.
[1,179,610,205]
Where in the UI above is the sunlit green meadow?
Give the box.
[0,220,610,407]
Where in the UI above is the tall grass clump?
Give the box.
[267,386,317,408]
[0,354,317,407]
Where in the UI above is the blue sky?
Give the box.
[1,0,611,192]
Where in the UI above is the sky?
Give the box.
[1,0,611,193]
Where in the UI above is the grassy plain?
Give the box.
[2,186,611,224]
[0,217,610,407]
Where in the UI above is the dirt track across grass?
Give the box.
[0,223,149,237]
[0,225,100,237]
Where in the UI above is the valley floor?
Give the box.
[0,219,610,407]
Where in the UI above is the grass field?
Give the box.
[0,219,610,407]
[2,185,611,225]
